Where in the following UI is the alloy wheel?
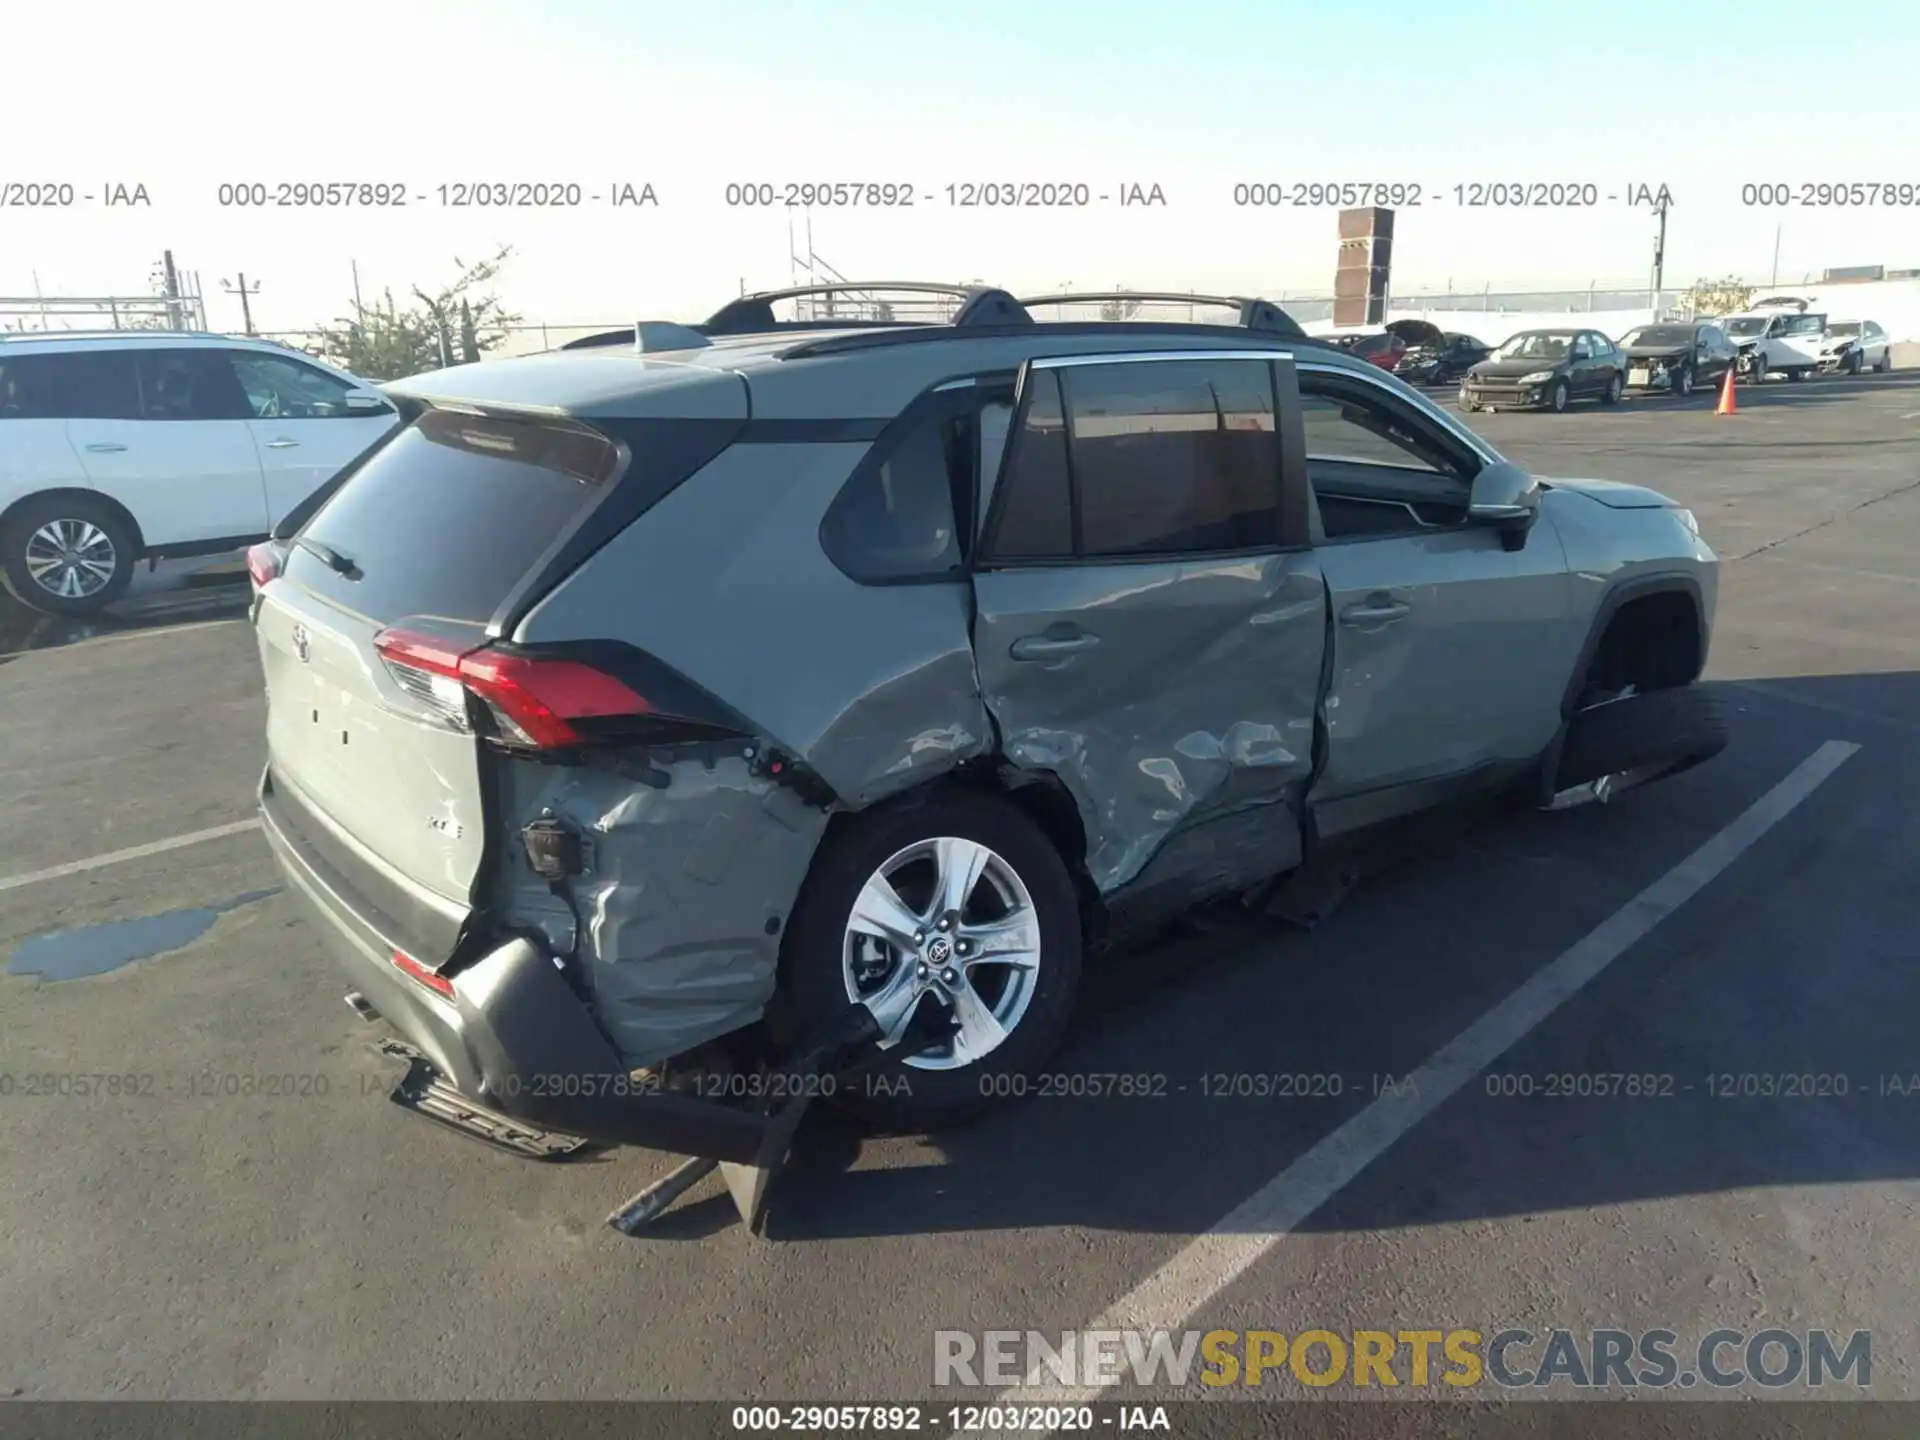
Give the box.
[24,519,118,600]
[841,835,1042,1071]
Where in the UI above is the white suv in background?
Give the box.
[0,333,398,614]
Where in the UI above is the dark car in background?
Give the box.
[1460,328,1626,413]
[1391,322,1492,386]
[1331,331,1406,371]
[1618,321,1738,398]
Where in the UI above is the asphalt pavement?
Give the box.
[1,371,1916,1406]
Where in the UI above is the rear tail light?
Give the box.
[373,626,656,749]
[246,541,285,588]
[390,947,454,998]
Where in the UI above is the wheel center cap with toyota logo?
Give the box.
[924,935,953,966]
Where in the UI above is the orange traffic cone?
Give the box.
[1716,366,1737,415]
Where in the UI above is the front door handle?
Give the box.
[265,438,301,449]
[1009,629,1100,662]
[1339,595,1412,625]
[84,441,127,453]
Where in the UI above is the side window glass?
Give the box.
[1064,358,1277,558]
[1296,376,1473,540]
[820,408,967,582]
[136,350,251,421]
[1298,392,1458,478]
[0,356,59,419]
[50,352,141,420]
[229,352,360,419]
[986,369,1074,560]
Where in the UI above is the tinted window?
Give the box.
[820,405,971,582]
[988,369,1074,559]
[230,351,364,418]
[286,409,617,624]
[24,351,142,419]
[0,355,59,419]
[1065,359,1278,558]
[137,350,251,420]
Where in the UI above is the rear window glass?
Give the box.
[0,356,57,419]
[286,408,618,623]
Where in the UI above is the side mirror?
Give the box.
[1467,462,1540,552]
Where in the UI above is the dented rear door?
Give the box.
[970,351,1325,898]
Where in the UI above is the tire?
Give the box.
[1846,350,1862,376]
[1788,367,1805,383]
[776,788,1083,1131]
[1557,685,1728,792]
[0,494,137,616]
[1875,351,1892,373]
[1601,372,1623,405]
[1675,363,1694,399]
[1747,354,1765,384]
[1548,378,1570,413]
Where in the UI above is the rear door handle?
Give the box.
[1009,630,1100,662]
[265,438,300,449]
[83,441,127,453]
[1339,596,1412,625]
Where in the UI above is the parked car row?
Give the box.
[1331,301,1895,414]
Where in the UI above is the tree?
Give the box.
[316,247,522,380]
[1688,276,1754,318]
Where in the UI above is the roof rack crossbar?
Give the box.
[1015,291,1306,339]
[702,283,1031,336]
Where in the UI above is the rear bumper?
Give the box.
[257,766,779,1164]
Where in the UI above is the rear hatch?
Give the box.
[255,408,628,962]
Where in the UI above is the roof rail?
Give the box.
[0,328,240,343]
[1016,292,1307,339]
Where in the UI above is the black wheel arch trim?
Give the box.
[1535,570,1707,801]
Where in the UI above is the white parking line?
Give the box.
[0,819,262,894]
[985,739,1860,1424]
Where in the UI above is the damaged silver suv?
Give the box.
[247,283,1724,1226]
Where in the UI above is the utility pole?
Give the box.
[222,273,261,335]
[1650,193,1669,309]
[161,249,183,330]
[1771,224,1782,288]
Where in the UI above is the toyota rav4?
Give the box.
[245,283,1726,1228]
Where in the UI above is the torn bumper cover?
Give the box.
[259,774,782,1165]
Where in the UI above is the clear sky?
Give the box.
[4,0,1918,334]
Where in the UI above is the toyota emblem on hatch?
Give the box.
[291,623,310,663]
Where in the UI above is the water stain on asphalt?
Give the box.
[5,890,281,982]
[0,577,249,659]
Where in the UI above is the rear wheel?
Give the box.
[777,789,1083,1131]
[0,494,137,616]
